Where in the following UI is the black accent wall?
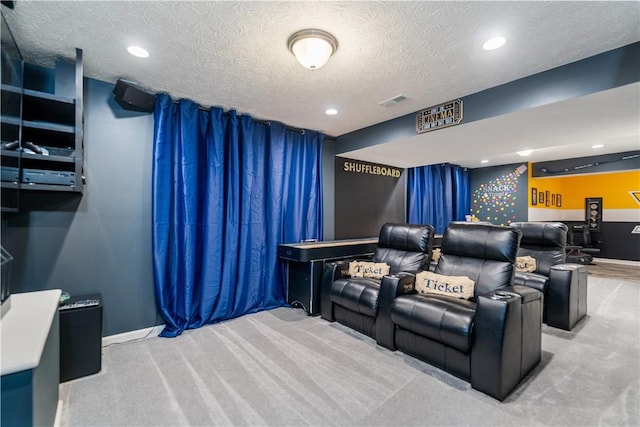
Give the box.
[334,157,406,239]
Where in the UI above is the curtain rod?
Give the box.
[167,100,305,135]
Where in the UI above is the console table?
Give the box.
[1,289,61,427]
[279,238,378,315]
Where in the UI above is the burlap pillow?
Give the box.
[348,261,390,279]
[415,271,475,300]
[516,256,537,273]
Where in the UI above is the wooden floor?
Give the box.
[586,260,640,281]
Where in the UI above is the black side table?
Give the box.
[59,293,103,382]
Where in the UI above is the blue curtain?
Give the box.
[407,163,470,233]
[152,94,323,337]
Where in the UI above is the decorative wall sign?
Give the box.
[341,159,402,178]
[531,188,537,206]
[470,164,527,226]
[416,99,463,134]
[551,194,556,206]
[545,191,551,207]
[539,191,544,204]
[556,194,562,207]
[586,197,603,231]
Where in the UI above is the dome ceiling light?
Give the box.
[288,29,338,70]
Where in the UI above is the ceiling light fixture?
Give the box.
[481,160,489,164]
[127,46,149,58]
[592,144,604,149]
[483,37,506,51]
[288,29,338,70]
[517,149,533,157]
[325,108,338,115]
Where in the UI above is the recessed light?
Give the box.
[481,160,489,164]
[483,37,506,51]
[592,144,604,149]
[517,149,533,157]
[325,108,338,115]
[127,46,149,58]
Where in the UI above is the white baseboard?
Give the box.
[54,400,63,427]
[102,324,165,347]
[593,258,640,267]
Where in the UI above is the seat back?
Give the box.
[436,222,521,298]
[372,223,434,273]
[511,222,567,276]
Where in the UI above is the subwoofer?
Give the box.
[113,79,156,113]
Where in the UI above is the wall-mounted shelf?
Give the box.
[1,48,84,208]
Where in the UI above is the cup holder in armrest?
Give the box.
[489,292,513,301]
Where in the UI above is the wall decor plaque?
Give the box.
[586,197,603,231]
[416,99,463,134]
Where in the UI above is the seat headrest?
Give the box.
[440,222,520,263]
[511,222,567,248]
[378,223,434,253]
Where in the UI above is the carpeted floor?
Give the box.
[59,275,639,426]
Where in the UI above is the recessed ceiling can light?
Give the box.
[127,46,149,58]
[517,149,533,156]
[592,144,604,149]
[325,108,338,115]
[481,159,489,164]
[483,37,506,51]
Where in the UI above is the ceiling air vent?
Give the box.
[380,95,407,107]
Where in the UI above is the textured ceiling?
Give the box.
[3,1,639,167]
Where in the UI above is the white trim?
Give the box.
[54,400,63,427]
[603,209,640,222]
[102,325,165,347]
[528,208,583,221]
[593,258,640,267]
[528,208,640,222]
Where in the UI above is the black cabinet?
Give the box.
[1,37,84,211]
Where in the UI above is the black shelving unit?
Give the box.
[1,44,84,210]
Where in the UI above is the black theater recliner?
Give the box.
[511,222,588,331]
[378,222,543,401]
[320,223,434,340]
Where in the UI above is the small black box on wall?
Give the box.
[113,79,156,113]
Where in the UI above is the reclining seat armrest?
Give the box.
[320,260,351,321]
[471,286,543,401]
[376,272,416,350]
[547,263,588,330]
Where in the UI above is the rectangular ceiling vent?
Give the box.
[380,95,407,107]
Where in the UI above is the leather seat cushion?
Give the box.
[514,271,548,294]
[391,294,476,353]
[330,277,381,317]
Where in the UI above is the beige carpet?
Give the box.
[59,275,639,426]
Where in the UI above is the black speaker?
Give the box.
[59,294,103,382]
[113,79,156,113]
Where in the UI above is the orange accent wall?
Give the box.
[528,165,640,209]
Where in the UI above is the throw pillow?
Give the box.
[415,271,475,300]
[516,256,537,273]
[348,261,390,279]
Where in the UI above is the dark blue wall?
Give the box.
[2,77,157,336]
